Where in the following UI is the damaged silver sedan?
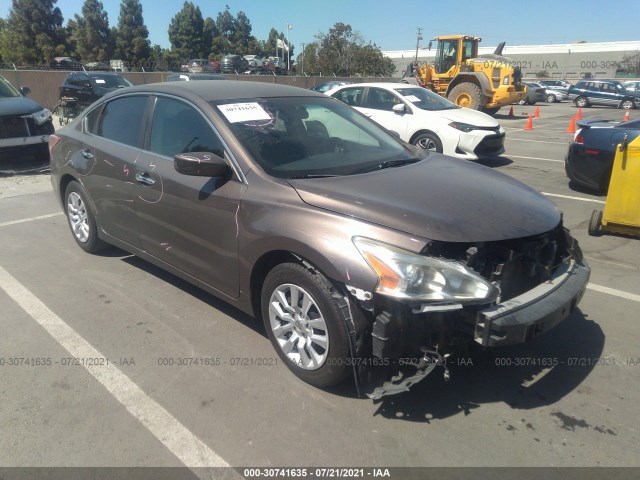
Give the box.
[49,81,590,398]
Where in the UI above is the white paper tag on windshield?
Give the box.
[404,95,420,103]
[95,79,106,84]
[217,102,271,123]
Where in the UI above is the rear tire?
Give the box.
[546,93,557,103]
[575,96,589,108]
[449,83,483,110]
[588,209,603,237]
[64,181,107,253]
[482,106,501,116]
[261,262,352,388]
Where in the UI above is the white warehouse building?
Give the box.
[383,40,640,80]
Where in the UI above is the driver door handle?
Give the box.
[135,172,156,186]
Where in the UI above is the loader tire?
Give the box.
[449,83,483,110]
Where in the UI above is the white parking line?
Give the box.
[0,265,230,470]
[0,212,63,228]
[509,155,564,163]
[541,192,606,204]
[505,138,569,145]
[588,283,640,303]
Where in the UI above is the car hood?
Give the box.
[422,106,499,128]
[289,154,561,243]
[0,97,45,116]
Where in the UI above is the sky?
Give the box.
[1,0,639,56]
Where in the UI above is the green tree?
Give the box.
[316,23,357,76]
[298,42,319,75]
[1,0,67,65]
[168,1,206,59]
[71,0,112,63]
[114,0,150,69]
[618,51,639,76]
[202,17,218,58]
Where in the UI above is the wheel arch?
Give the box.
[409,129,440,145]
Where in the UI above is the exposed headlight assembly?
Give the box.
[31,108,52,126]
[354,237,499,304]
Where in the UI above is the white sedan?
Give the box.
[325,82,505,160]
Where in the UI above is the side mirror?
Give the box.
[174,152,230,177]
[392,103,406,114]
[19,86,31,96]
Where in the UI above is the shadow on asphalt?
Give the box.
[476,156,513,168]
[369,311,604,422]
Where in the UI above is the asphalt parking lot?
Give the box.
[1,101,639,475]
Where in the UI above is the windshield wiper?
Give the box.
[362,158,419,173]
[288,174,339,179]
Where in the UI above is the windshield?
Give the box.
[91,75,133,89]
[393,87,458,111]
[0,77,21,98]
[212,96,420,178]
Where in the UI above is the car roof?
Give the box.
[111,80,324,102]
[331,82,419,89]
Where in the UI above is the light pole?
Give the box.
[287,23,293,72]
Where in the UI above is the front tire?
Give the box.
[621,99,635,110]
[261,263,352,388]
[546,93,557,103]
[64,181,107,253]
[411,132,443,153]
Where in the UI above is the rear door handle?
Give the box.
[135,172,156,186]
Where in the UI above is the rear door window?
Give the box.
[92,96,147,147]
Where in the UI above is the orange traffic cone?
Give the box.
[534,106,540,118]
[624,110,630,121]
[576,108,583,120]
[508,106,514,117]
[524,115,534,130]
[566,117,576,133]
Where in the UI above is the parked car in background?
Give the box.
[565,118,640,192]
[84,62,111,71]
[220,55,248,73]
[187,59,220,74]
[110,59,129,72]
[48,81,589,398]
[244,55,265,70]
[519,82,546,104]
[0,75,53,167]
[326,82,505,160]
[49,57,83,71]
[165,73,226,82]
[310,81,352,93]
[622,81,640,92]
[568,79,640,109]
[539,80,571,93]
[59,71,133,107]
[265,56,285,73]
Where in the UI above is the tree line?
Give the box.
[0,0,396,76]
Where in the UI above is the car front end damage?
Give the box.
[347,223,589,399]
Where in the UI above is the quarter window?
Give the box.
[92,96,147,147]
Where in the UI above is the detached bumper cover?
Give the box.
[475,259,590,347]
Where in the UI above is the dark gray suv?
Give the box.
[568,79,640,109]
[49,81,590,398]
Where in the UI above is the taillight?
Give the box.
[585,149,600,155]
[574,133,584,144]
[48,134,61,155]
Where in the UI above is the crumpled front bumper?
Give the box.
[474,259,590,347]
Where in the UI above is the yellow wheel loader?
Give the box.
[403,35,527,115]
